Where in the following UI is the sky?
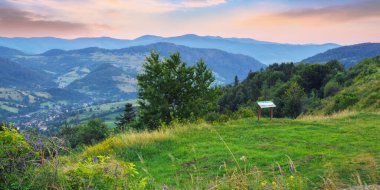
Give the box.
[0,0,379,44]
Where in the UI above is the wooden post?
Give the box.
[257,107,261,121]
[270,107,273,121]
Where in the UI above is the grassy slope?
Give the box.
[78,112,380,188]
[320,56,380,114]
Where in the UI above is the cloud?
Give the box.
[6,0,226,14]
[173,0,226,8]
[0,0,226,38]
[0,8,110,37]
[244,0,380,26]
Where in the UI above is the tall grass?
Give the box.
[297,110,359,121]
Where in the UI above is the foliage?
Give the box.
[65,155,148,190]
[59,119,109,148]
[0,126,32,188]
[219,56,380,118]
[137,51,219,129]
[283,81,307,118]
[232,106,256,119]
[115,103,136,132]
[0,124,67,189]
[324,93,359,114]
[323,79,341,97]
[320,56,380,114]
[1,123,148,189]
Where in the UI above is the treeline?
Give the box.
[219,60,344,117]
[219,55,380,117]
[113,53,380,132]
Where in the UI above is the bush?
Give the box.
[0,125,65,189]
[0,126,32,188]
[233,107,255,119]
[65,155,148,190]
[205,112,221,123]
[59,119,110,148]
[334,93,359,111]
[324,80,341,97]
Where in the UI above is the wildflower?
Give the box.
[36,139,42,148]
[25,134,30,142]
[290,175,294,180]
[34,139,42,151]
[240,156,247,162]
[261,180,267,187]
[103,166,109,174]
[162,184,168,190]
[272,181,277,187]
[93,156,99,163]
[114,164,119,177]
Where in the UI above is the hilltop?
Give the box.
[301,43,380,68]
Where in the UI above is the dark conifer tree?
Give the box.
[234,75,239,86]
[115,103,135,131]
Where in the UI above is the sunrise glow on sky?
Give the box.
[0,0,379,44]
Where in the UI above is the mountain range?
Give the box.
[0,42,266,101]
[0,34,339,64]
[301,43,380,68]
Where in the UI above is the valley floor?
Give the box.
[73,112,380,189]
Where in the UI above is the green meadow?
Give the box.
[75,111,380,189]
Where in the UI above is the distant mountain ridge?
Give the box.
[0,46,25,58]
[1,42,266,100]
[301,43,380,68]
[0,58,52,89]
[0,34,340,64]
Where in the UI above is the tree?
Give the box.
[115,103,135,131]
[137,51,218,130]
[234,75,239,86]
[79,119,109,145]
[298,64,330,94]
[283,81,306,118]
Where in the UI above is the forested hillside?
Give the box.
[219,56,380,118]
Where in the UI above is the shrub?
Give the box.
[334,93,359,111]
[0,125,65,189]
[205,112,221,123]
[59,119,110,148]
[233,107,255,119]
[65,155,148,190]
[324,80,341,97]
[0,126,32,188]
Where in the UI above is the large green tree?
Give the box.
[283,81,307,118]
[137,51,218,129]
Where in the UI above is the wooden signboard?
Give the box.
[257,101,276,121]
